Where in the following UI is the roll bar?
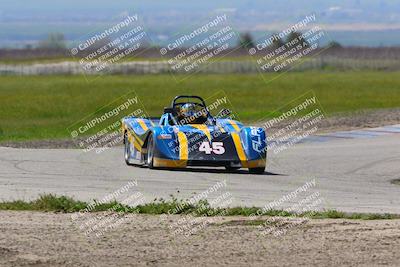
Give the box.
[169,95,214,122]
[171,95,207,108]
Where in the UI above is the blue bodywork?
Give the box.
[121,96,267,172]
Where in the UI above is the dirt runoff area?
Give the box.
[1,211,400,266]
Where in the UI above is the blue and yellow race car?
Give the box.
[122,95,267,174]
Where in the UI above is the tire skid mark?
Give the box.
[344,157,400,175]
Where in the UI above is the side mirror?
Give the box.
[215,108,232,118]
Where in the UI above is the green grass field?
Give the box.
[0,194,397,219]
[0,71,399,142]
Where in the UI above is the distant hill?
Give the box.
[1,0,400,47]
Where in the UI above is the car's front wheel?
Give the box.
[124,132,132,165]
[146,133,155,168]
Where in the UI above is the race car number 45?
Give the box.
[199,142,225,155]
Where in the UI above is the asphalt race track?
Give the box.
[1,126,399,214]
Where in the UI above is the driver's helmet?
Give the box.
[180,103,197,118]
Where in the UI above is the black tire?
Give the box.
[249,167,265,174]
[124,132,132,165]
[225,166,240,172]
[146,133,155,168]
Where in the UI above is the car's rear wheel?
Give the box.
[146,133,155,168]
[124,132,132,165]
[249,167,265,174]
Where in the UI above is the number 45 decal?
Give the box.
[199,142,225,155]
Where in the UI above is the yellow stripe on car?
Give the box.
[244,159,266,168]
[231,132,247,162]
[229,120,241,132]
[190,124,212,141]
[153,158,187,168]
[132,130,144,146]
[177,131,188,161]
[133,139,142,151]
[127,131,142,151]
[138,119,149,132]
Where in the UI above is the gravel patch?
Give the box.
[1,211,399,266]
